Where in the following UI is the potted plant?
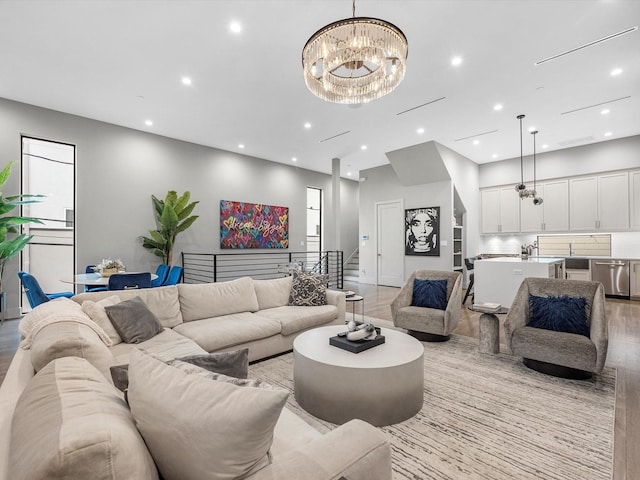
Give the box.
[0,161,44,314]
[141,190,199,265]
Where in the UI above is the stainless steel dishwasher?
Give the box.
[591,259,630,297]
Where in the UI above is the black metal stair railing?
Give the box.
[181,251,343,290]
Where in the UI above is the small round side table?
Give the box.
[345,295,364,323]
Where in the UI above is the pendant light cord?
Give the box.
[518,114,525,185]
[532,131,538,191]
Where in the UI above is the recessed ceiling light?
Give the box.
[304,122,311,129]
[493,104,503,111]
[542,144,549,149]
[238,144,245,149]
[292,157,297,162]
[528,126,536,132]
[492,154,498,159]
[451,56,463,66]
[473,139,480,145]
[417,127,425,134]
[604,131,612,137]
[347,172,352,176]
[230,21,242,33]
[610,68,623,76]
[361,145,367,150]
[181,76,192,85]
[145,120,153,126]
[601,108,610,115]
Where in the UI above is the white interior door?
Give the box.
[376,200,404,287]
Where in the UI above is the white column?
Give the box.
[332,157,341,251]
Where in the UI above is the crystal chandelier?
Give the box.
[302,0,408,104]
[514,114,543,205]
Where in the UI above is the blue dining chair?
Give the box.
[163,266,183,286]
[18,271,75,309]
[151,264,170,287]
[108,272,152,290]
[85,265,108,292]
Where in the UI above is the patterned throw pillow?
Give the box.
[288,271,328,306]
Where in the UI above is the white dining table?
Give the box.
[60,272,158,286]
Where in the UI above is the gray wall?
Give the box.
[0,97,359,318]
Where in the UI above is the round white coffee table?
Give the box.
[293,325,424,426]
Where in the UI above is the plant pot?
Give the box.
[100,268,120,277]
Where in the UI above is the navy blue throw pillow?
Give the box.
[411,279,448,310]
[528,294,590,337]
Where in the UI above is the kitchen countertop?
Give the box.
[478,257,564,264]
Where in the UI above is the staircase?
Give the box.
[344,249,360,282]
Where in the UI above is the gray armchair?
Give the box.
[391,270,462,342]
[504,277,608,379]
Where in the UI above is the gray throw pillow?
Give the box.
[109,348,250,392]
[288,271,328,306]
[104,296,163,344]
[171,348,249,379]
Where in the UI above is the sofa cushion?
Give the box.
[173,312,282,352]
[178,276,260,321]
[167,358,270,388]
[254,276,293,310]
[105,296,164,344]
[30,321,116,380]
[288,271,328,306]
[73,285,183,328]
[127,349,288,480]
[81,295,123,344]
[258,305,339,336]
[18,297,84,339]
[8,356,158,480]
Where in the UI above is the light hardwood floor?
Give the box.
[344,281,640,480]
[0,283,638,479]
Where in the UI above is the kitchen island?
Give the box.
[474,256,565,308]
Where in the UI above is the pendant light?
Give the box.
[514,114,528,197]
[531,130,543,206]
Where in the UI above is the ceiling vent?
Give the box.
[396,97,446,116]
[454,130,498,142]
[557,136,595,147]
[319,131,351,143]
[535,26,638,66]
[561,96,631,115]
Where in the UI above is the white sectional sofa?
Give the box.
[0,275,392,480]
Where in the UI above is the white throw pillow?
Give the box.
[127,349,289,480]
[81,295,122,344]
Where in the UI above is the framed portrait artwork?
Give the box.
[405,206,440,256]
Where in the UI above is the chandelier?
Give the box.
[302,0,408,104]
[514,114,543,205]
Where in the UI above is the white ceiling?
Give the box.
[1,0,639,179]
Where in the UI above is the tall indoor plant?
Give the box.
[0,161,43,296]
[141,190,199,265]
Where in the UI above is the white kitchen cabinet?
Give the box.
[570,172,629,231]
[570,177,598,230]
[521,179,569,232]
[599,172,629,230]
[566,269,591,281]
[481,187,520,234]
[631,261,640,300]
[630,170,640,230]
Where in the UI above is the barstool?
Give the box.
[462,257,475,305]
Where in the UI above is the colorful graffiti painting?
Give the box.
[220,200,289,249]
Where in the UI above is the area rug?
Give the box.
[249,319,615,480]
